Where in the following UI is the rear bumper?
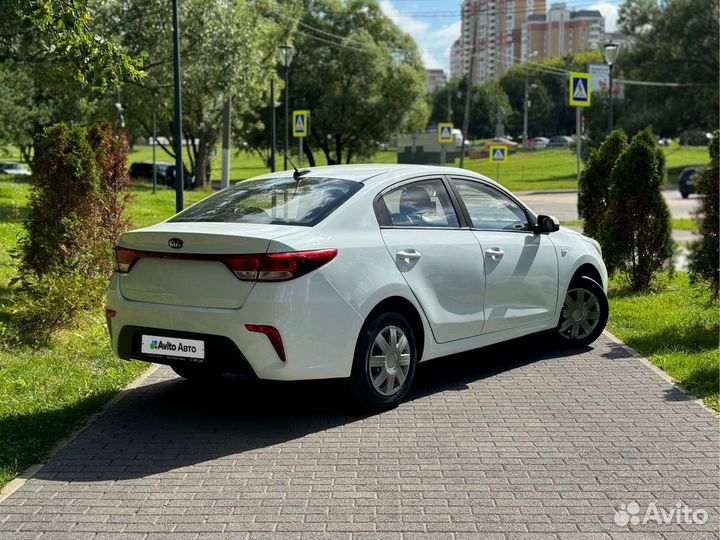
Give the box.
[106,271,364,381]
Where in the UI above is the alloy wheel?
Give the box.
[558,287,601,340]
[368,325,412,396]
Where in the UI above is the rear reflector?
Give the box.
[104,308,116,337]
[113,247,337,282]
[245,324,286,362]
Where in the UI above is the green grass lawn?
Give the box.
[560,218,700,234]
[608,273,719,412]
[0,173,717,490]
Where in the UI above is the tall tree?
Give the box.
[617,0,719,135]
[285,0,428,165]
[100,0,298,187]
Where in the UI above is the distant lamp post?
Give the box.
[522,50,539,150]
[603,42,620,133]
[279,44,295,170]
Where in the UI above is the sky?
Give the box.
[379,0,621,73]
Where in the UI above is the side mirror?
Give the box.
[535,214,560,234]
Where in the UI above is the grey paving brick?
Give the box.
[0,335,717,539]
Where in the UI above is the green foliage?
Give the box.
[602,130,673,290]
[429,78,511,140]
[577,130,628,241]
[281,0,429,165]
[690,130,720,293]
[19,124,101,277]
[3,0,143,88]
[617,0,719,136]
[99,0,297,187]
[11,123,130,343]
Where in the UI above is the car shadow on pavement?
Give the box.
[30,334,590,483]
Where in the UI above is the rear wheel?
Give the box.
[171,363,224,381]
[555,276,608,347]
[349,312,418,411]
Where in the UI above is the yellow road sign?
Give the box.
[569,73,592,107]
[438,122,454,144]
[293,110,309,138]
[489,145,508,163]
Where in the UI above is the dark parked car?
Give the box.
[129,162,193,189]
[678,167,704,199]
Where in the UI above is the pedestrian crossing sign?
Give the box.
[569,73,592,107]
[438,122,454,144]
[293,110,309,138]
[489,145,508,163]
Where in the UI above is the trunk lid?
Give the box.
[118,222,301,309]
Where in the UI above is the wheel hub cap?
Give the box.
[368,325,412,397]
[559,287,601,340]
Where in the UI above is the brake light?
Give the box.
[245,324,286,362]
[224,249,337,282]
[114,247,140,273]
[112,247,337,281]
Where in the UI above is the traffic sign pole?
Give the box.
[438,122,454,166]
[441,145,446,166]
[576,107,582,181]
[299,138,304,168]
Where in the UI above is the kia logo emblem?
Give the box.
[168,238,183,249]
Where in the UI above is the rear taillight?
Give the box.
[112,246,337,282]
[224,250,337,281]
[114,247,141,273]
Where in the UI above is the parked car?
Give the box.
[107,165,608,411]
[528,137,550,150]
[0,162,31,176]
[547,136,573,149]
[129,161,194,189]
[678,166,704,198]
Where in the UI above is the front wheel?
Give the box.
[555,276,609,347]
[349,312,418,412]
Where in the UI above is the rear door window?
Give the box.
[171,176,362,226]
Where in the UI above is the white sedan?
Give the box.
[106,165,608,410]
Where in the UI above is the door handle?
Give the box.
[485,247,504,261]
[396,249,421,264]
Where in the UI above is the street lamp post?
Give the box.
[171,0,184,213]
[522,51,538,150]
[279,44,295,170]
[270,78,277,172]
[603,42,619,133]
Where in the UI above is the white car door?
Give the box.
[449,178,559,334]
[377,177,486,343]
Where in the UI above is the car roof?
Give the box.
[254,164,491,186]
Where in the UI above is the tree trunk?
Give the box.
[304,142,316,167]
[194,132,218,189]
[335,135,343,165]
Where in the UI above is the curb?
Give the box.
[602,330,716,415]
[0,363,160,504]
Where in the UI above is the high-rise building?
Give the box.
[426,69,448,93]
[521,4,605,62]
[451,0,546,85]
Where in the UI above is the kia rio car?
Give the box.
[107,165,608,410]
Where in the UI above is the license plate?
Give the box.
[141,335,205,359]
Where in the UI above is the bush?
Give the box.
[690,130,719,294]
[9,123,131,344]
[578,129,628,241]
[603,129,673,291]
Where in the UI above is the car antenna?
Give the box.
[281,150,311,181]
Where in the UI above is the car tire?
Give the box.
[171,363,224,381]
[349,312,418,412]
[554,276,609,347]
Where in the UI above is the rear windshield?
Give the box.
[171,176,362,226]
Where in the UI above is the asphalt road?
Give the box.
[0,334,717,540]
[518,189,701,223]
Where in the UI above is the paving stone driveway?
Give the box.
[1,334,718,540]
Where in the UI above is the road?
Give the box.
[518,189,701,222]
[0,335,717,539]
